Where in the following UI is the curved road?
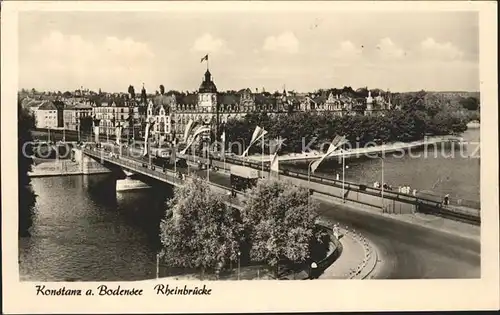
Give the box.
[314,201,480,279]
[104,145,481,279]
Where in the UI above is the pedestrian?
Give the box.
[412,189,417,196]
[444,194,449,206]
[336,174,340,181]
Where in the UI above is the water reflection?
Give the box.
[19,174,171,281]
[286,129,480,202]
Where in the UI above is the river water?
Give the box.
[19,128,480,281]
[286,127,480,203]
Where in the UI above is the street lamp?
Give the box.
[377,156,385,212]
[237,251,241,280]
[310,261,318,279]
[156,253,160,279]
[307,159,316,203]
[341,149,349,203]
[261,131,265,178]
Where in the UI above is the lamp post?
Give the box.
[77,117,81,142]
[261,131,265,178]
[307,159,316,204]
[206,137,210,183]
[156,253,160,279]
[378,156,385,212]
[341,149,349,203]
[310,261,317,279]
[237,251,241,280]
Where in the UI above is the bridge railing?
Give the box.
[83,147,480,224]
[194,153,480,212]
[83,147,249,208]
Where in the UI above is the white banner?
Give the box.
[180,125,210,155]
[241,126,268,157]
[183,119,194,143]
[143,122,152,156]
[310,135,347,173]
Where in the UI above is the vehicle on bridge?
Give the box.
[150,146,188,168]
[230,165,259,195]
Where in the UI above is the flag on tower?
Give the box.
[200,54,209,63]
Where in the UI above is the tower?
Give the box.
[365,90,373,115]
[198,69,217,111]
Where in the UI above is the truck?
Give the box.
[230,165,259,193]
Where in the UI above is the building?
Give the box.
[146,94,174,143]
[144,68,396,142]
[93,101,137,137]
[63,101,93,131]
[35,101,60,129]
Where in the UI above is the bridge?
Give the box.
[78,144,480,225]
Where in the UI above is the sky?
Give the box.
[18,10,479,93]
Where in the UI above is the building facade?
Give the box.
[63,102,93,131]
[130,69,395,143]
[35,101,61,129]
[93,101,138,137]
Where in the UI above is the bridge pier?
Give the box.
[116,168,152,191]
[72,148,113,175]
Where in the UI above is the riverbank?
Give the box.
[28,158,112,177]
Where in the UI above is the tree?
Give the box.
[128,85,135,99]
[159,85,165,95]
[459,96,479,111]
[159,177,243,276]
[240,179,321,277]
[18,99,37,237]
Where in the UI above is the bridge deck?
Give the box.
[82,146,480,225]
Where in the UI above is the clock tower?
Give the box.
[198,69,217,112]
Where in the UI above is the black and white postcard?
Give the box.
[1,1,498,313]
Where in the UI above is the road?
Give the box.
[100,143,481,279]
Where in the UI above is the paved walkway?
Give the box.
[318,232,365,279]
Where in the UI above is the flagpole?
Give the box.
[308,159,315,206]
[223,134,226,172]
[261,131,265,178]
[206,130,210,183]
[342,149,345,203]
